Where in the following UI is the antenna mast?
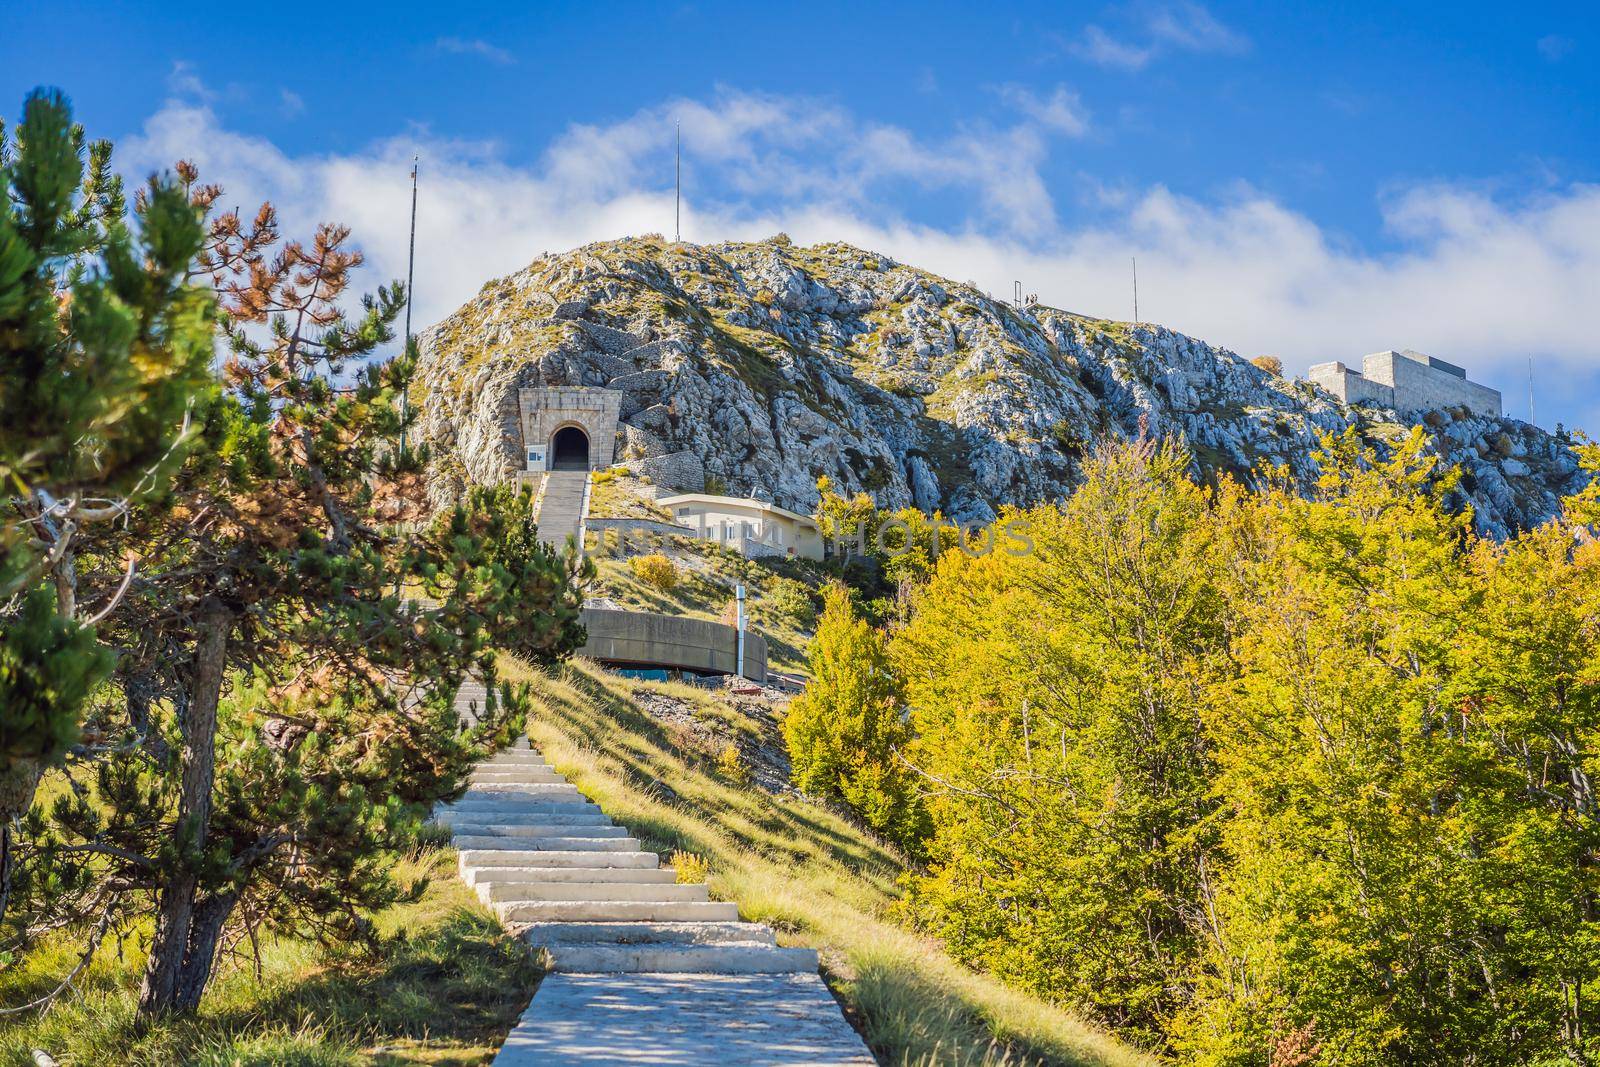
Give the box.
[401,156,418,453]
[1528,355,1535,425]
[1132,257,1139,323]
[675,121,681,243]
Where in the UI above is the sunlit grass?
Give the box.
[507,655,1152,1067]
[0,848,538,1067]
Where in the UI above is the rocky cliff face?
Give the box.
[415,235,1588,539]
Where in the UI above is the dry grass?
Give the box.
[0,848,538,1066]
[507,656,1153,1067]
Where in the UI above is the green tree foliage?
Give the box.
[812,475,964,612]
[0,89,214,918]
[783,584,923,841]
[2,119,589,1019]
[1174,429,1600,1064]
[869,427,1600,1062]
[1569,433,1600,527]
[892,438,1226,1047]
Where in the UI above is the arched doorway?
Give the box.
[550,425,590,471]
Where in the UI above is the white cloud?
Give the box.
[1145,2,1250,54]
[1537,34,1575,62]
[279,89,305,119]
[119,88,1600,427]
[997,84,1091,136]
[435,37,515,65]
[1074,2,1249,70]
[1073,26,1155,71]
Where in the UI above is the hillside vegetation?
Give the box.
[503,656,1151,1067]
[784,431,1600,1063]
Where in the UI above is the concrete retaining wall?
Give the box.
[578,607,767,683]
[632,451,706,493]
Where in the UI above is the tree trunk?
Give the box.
[0,757,44,925]
[138,597,230,1016]
[172,890,237,1013]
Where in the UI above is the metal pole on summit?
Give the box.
[675,121,681,243]
[401,156,418,454]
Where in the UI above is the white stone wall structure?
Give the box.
[1307,349,1501,418]
[518,386,623,472]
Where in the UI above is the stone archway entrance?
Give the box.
[550,425,591,471]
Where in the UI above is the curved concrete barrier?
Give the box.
[578,607,767,683]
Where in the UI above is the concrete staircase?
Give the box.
[437,741,818,975]
[534,470,588,551]
[437,735,876,1063]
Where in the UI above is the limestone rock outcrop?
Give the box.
[414,235,1589,538]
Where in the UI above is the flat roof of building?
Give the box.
[658,493,820,530]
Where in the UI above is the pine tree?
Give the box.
[0,89,213,922]
[7,161,589,1017]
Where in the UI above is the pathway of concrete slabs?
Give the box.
[534,469,588,550]
[435,735,876,1065]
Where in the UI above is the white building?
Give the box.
[1308,349,1501,418]
[659,493,826,561]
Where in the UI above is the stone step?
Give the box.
[445,791,595,808]
[462,866,678,888]
[543,942,819,975]
[519,921,776,947]
[435,811,612,828]
[469,773,568,787]
[480,752,551,765]
[459,849,659,871]
[439,805,601,823]
[494,900,742,923]
[451,835,640,852]
[470,769,566,783]
[448,823,629,840]
[462,782,585,797]
[479,880,709,904]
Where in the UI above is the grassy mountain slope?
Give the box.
[505,655,1152,1067]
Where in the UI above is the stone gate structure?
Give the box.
[518,386,622,472]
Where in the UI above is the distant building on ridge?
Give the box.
[1308,349,1501,417]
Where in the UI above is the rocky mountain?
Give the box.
[414,235,1589,539]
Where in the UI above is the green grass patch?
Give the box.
[0,849,538,1067]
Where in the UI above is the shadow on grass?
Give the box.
[217,906,541,1049]
[0,902,540,1067]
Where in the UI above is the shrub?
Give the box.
[714,742,750,784]
[754,288,776,306]
[765,577,817,628]
[1251,355,1284,376]
[671,850,710,884]
[631,553,679,591]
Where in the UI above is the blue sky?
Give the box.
[6,1,1600,431]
